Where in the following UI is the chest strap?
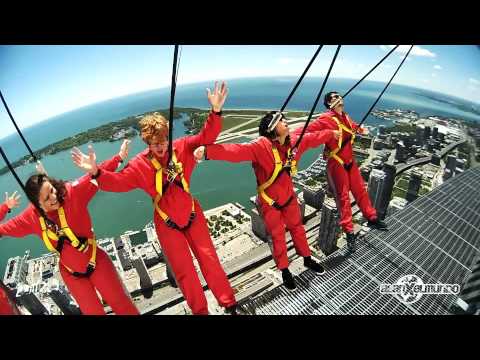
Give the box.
[39,207,97,277]
[151,151,196,230]
[257,146,297,208]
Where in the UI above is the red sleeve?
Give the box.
[0,208,36,238]
[296,130,334,157]
[184,112,223,150]
[0,203,9,222]
[292,115,331,137]
[97,161,140,193]
[98,154,123,172]
[206,141,258,163]
[70,154,125,202]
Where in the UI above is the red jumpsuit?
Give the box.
[0,280,20,315]
[304,110,378,233]
[0,156,139,315]
[206,129,335,270]
[95,112,236,315]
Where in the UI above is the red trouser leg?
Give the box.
[282,196,311,258]
[260,202,290,270]
[61,266,106,315]
[184,202,236,309]
[349,162,377,221]
[327,160,354,233]
[0,285,19,315]
[155,216,209,315]
[88,249,139,315]
[61,249,139,315]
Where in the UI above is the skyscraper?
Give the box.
[431,153,441,166]
[131,253,153,291]
[446,154,457,173]
[302,187,325,211]
[368,169,387,215]
[251,207,270,242]
[432,127,439,139]
[395,141,408,162]
[378,164,396,220]
[317,197,340,256]
[406,170,423,202]
[16,283,49,315]
[47,279,81,315]
[416,125,425,146]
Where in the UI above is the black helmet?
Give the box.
[324,91,341,109]
[259,111,284,138]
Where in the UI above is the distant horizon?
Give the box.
[1,76,478,141]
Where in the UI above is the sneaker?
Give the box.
[281,269,297,291]
[346,232,357,252]
[367,218,388,230]
[225,304,247,315]
[304,256,326,275]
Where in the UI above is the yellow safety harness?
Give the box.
[257,145,297,209]
[39,207,97,277]
[150,151,195,230]
[326,115,356,166]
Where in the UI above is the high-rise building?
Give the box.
[416,125,425,146]
[395,141,408,162]
[251,207,270,242]
[379,164,397,220]
[406,170,422,202]
[131,253,153,291]
[373,139,384,150]
[16,283,49,315]
[3,251,30,289]
[431,153,441,166]
[47,279,81,315]
[360,166,371,182]
[424,126,431,141]
[432,127,439,139]
[378,125,386,135]
[118,247,132,271]
[368,169,387,215]
[302,187,325,211]
[317,197,340,256]
[446,154,457,173]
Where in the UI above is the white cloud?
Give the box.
[432,73,437,77]
[422,79,430,83]
[469,78,480,85]
[468,85,478,92]
[380,45,436,58]
[434,65,442,70]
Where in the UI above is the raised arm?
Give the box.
[295,130,338,157]
[0,207,35,239]
[291,114,332,137]
[184,81,228,150]
[195,141,259,164]
[0,192,21,221]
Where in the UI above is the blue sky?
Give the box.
[1,45,479,136]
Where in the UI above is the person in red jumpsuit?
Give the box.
[72,82,242,315]
[301,91,388,251]
[0,192,22,315]
[0,140,139,315]
[194,111,339,290]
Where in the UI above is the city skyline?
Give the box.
[1,45,479,137]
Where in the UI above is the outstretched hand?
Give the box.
[193,146,205,162]
[71,144,98,175]
[119,139,131,161]
[5,191,21,209]
[206,81,228,113]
